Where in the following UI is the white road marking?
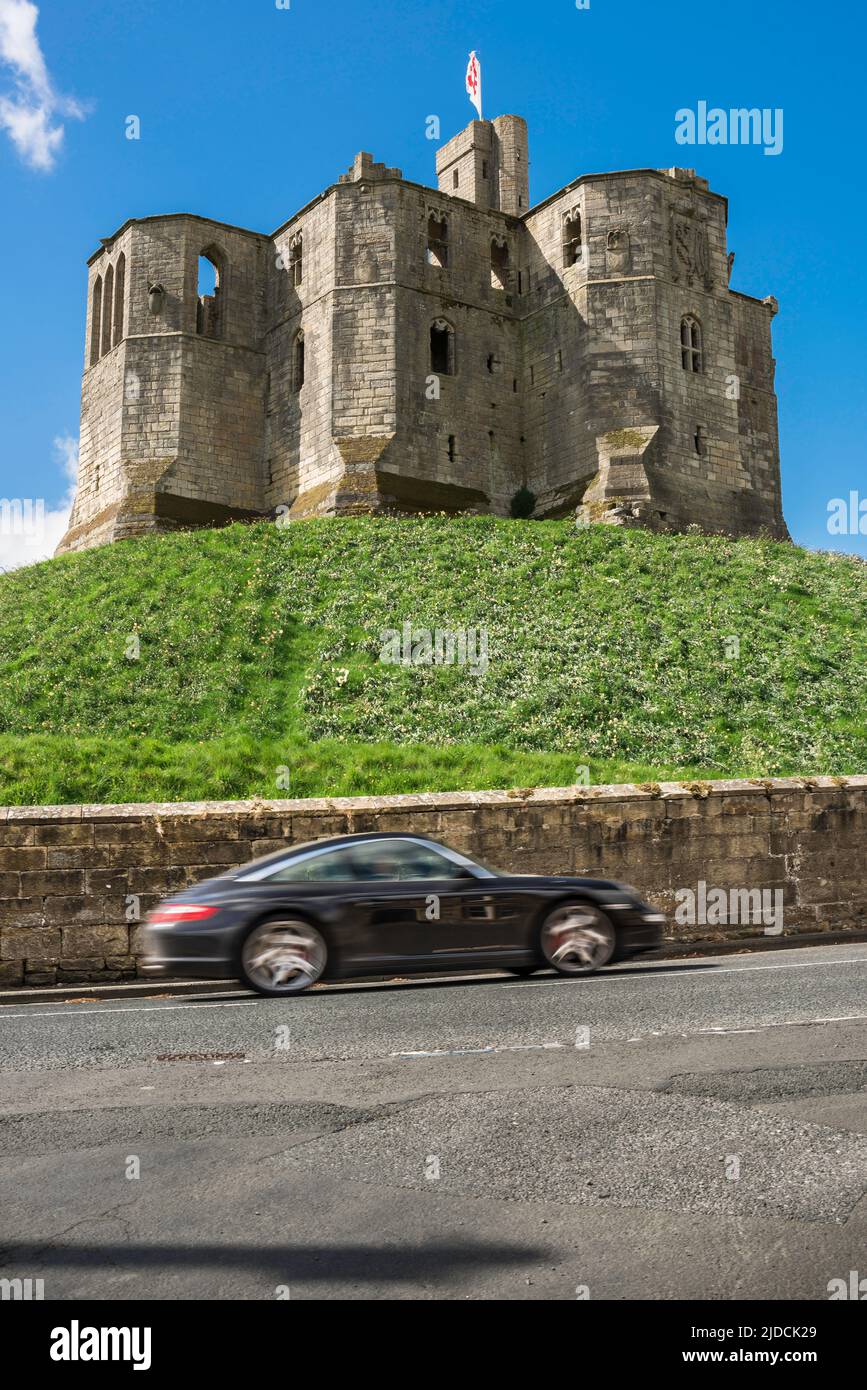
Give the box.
[501,956,867,987]
[1,952,866,1023]
[696,1027,763,1034]
[623,1015,867,1043]
[394,1042,564,1058]
[390,1012,867,1056]
[814,1014,867,1023]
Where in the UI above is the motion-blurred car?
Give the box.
[142,832,664,996]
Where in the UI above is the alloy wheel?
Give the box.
[540,903,615,974]
[240,919,327,994]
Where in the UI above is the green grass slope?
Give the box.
[0,517,864,805]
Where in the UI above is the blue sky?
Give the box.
[0,0,864,562]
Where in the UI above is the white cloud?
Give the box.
[0,1,85,171]
[0,433,78,571]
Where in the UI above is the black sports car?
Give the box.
[142,832,664,996]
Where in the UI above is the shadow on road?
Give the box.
[0,1238,551,1283]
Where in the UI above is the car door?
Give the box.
[433,878,532,966]
[346,840,529,969]
[340,839,471,970]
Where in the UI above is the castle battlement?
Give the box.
[57,116,787,555]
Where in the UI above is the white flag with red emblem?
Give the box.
[466,51,482,120]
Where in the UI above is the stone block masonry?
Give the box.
[0,777,863,986]
[58,114,787,555]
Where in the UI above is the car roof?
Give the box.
[231,831,452,875]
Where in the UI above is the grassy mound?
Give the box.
[0,516,864,804]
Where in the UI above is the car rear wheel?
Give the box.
[240,918,327,996]
[539,901,616,975]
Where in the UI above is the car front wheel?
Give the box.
[539,902,616,975]
[240,918,328,996]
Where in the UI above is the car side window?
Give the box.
[351,840,468,881]
[266,846,360,882]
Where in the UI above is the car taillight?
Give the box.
[148,904,220,924]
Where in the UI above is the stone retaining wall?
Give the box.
[0,776,864,986]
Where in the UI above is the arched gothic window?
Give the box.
[288,234,303,287]
[112,253,126,347]
[430,319,455,376]
[563,210,582,267]
[681,316,703,373]
[491,237,510,291]
[427,213,448,269]
[101,263,114,357]
[197,246,225,338]
[90,275,103,366]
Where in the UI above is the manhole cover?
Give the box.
[155,1051,246,1062]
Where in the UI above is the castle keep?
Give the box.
[57,115,787,554]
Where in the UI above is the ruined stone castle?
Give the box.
[57,114,787,554]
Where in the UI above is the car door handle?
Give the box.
[464,896,496,921]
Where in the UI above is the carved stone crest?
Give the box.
[355,240,389,283]
[606,227,630,274]
[671,212,713,288]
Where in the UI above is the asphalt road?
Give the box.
[0,942,865,1300]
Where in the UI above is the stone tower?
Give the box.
[57,116,787,554]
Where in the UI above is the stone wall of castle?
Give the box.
[267,195,336,514]
[393,182,524,512]
[57,118,787,556]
